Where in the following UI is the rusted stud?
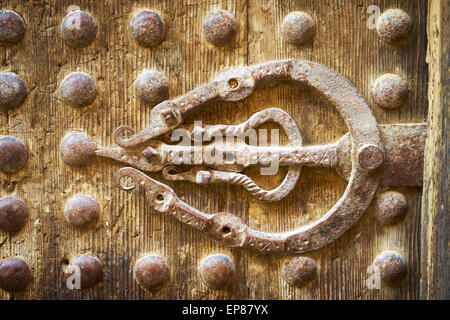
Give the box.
[64,254,103,289]
[130,10,165,48]
[141,146,159,161]
[373,250,407,284]
[0,10,26,46]
[281,11,316,46]
[61,10,97,48]
[135,69,169,105]
[200,254,236,289]
[376,9,412,45]
[0,136,28,173]
[0,72,28,112]
[357,144,384,170]
[160,108,178,125]
[0,196,28,231]
[373,191,407,224]
[64,194,100,228]
[281,256,317,287]
[134,254,170,291]
[0,257,32,292]
[60,132,96,167]
[196,171,212,185]
[60,72,97,108]
[203,9,238,47]
[372,74,408,109]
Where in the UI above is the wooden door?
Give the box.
[0,0,447,300]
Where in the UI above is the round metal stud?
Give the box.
[0,136,28,174]
[281,11,316,46]
[141,146,158,161]
[357,144,384,170]
[376,9,412,45]
[0,196,28,231]
[59,132,96,167]
[203,9,238,47]
[0,72,28,112]
[64,194,100,228]
[135,69,169,105]
[373,191,407,224]
[130,10,165,48]
[134,254,170,291]
[373,250,407,284]
[0,257,32,292]
[60,72,97,108]
[0,10,26,46]
[61,10,97,48]
[196,171,212,185]
[372,74,408,109]
[65,254,103,289]
[281,256,317,287]
[200,254,235,289]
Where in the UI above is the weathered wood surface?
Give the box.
[0,0,430,299]
[420,0,449,301]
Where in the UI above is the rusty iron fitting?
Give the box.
[0,10,26,46]
[0,135,28,173]
[110,60,427,254]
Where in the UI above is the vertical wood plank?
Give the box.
[421,0,450,300]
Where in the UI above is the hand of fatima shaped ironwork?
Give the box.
[60,60,426,253]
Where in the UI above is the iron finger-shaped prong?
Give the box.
[113,103,180,148]
[116,167,177,212]
[95,143,164,172]
[162,166,190,182]
[113,125,158,148]
[115,82,220,148]
[162,166,213,185]
[116,167,215,231]
[188,108,302,145]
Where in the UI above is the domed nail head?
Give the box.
[200,254,236,289]
[59,132,96,167]
[373,250,407,285]
[281,11,316,46]
[61,10,97,48]
[0,136,28,173]
[282,256,317,287]
[130,10,165,48]
[65,254,103,289]
[0,257,33,293]
[372,74,408,109]
[358,144,384,170]
[373,191,407,224]
[64,194,100,228]
[135,69,169,105]
[203,9,238,47]
[134,254,170,291]
[376,9,412,45]
[0,196,28,231]
[60,72,97,108]
[0,10,26,46]
[0,72,28,112]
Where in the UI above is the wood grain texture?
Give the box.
[0,0,429,299]
[420,0,449,300]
